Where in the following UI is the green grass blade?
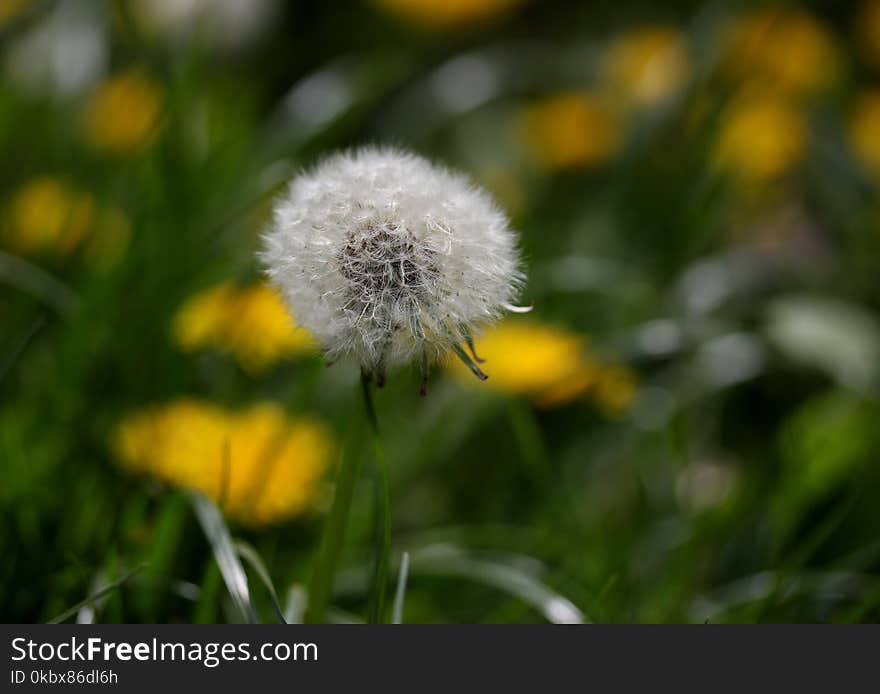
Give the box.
[362,372,391,624]
[0,249,78,316]
[507,400,550,480]
[48,564,146,624]
[235,540,286,624]
[410,545,586,624]
[305,398,366,624]
[284,584,307,624]
[190,491,259,624]
[391,551,410,624]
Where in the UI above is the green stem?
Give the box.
[507,399,550,481]
[304,396,365,624]
[362,371,391,624]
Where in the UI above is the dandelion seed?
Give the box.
[261,147,525,387]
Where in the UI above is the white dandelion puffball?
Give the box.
[262,147,525,385]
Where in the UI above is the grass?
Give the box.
[3,0,880,624]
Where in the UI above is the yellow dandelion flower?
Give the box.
[857,0,880,68]
[4,177,94,255]
[448,321,588,396]
[172,282,317,372]
[714,92,807,184]
[371,0,525,28]
[520,92,621,171]
[447,320,639,413]
[723,8,839,98]
[3,177,131,267]
[0,0,31,26]
[848,90,880,180]
[601,27,690,108]
[82,71,164,154]
[115,399,334,526]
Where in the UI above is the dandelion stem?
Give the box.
[304,396,365,624]
[362,370,392,624]
[507,399,550,481]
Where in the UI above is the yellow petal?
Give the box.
[114,399,334,527]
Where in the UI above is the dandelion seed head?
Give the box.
[261,147,524,375]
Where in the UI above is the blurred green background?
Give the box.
[3,0,880,624]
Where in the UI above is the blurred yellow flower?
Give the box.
[82,71,164,154]
[601,27,690,108]
[3,177,130,266]
[447,320,637,412]
[857,0,880,68]
[714,92,807,184]
[0,0,31,26]
[4,178,93,255]
[371,0,525,28]
[848,90,880,180]
[452,320,589,395]
[723,8,839,98]
[115,400,333,526]
[520,92,621,171]
[172,282,317,372]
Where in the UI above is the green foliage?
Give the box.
[3,0,880,623]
